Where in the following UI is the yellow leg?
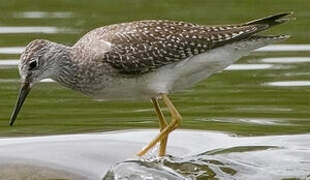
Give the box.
[137,94,182,157]
[151,97,168,156]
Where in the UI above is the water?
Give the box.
[0,0,309,179]
[0,130,309,180]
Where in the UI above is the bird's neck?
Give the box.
[47,43,73,79]
[51,43,86,91]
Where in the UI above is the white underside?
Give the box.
[94,38,284,101]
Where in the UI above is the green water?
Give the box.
[0,0,309,136]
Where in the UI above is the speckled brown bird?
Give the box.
[10,12,291,157]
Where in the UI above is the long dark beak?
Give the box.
[9,82,31,126]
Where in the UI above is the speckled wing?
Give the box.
[99,20,263,74]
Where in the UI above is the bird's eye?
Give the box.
[28,60,38,71]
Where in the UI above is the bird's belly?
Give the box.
[88,75,158,101]
[143,43,252,93]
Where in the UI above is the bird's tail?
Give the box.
[243,12,293,30]
[233,12,293,50]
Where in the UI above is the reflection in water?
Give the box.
[256,44,310,52]
[261,57,310,63]
[0,60,19,66]
[198,117,293,126]
[225,64,273,71]
[266,81,310,87]
[0,26,73,34]
[0,78,54,83]
[0,79,19,83]
[0,47,24,54]
[13,11,73,19]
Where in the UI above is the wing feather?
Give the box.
[98,20,259,74]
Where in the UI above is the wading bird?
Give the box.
[10,13,291,157]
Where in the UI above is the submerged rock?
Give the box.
[102,160,186,180]
[102,142,310,180]
[102,154,240,180]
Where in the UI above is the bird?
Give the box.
[9,12,291,157]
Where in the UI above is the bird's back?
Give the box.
[74,13,290,75]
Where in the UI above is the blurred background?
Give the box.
[0,0,309,136]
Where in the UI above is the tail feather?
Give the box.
[244,12,293,28]
[231,12,293,51]
[206,13,292,50]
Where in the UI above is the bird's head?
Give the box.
[9,39,63,126]
[19,39,55,84]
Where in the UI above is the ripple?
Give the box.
[13,11,73,19]
[266,81,310,87]
[256,44,310,52]
[261,57,310,63]
[199,117,292,126]
[237,118,291,125]
[0,26,76,34]
[132,108,154,113]
[0,78,54,83]
[283,72,310,76]
[236,106,292,112]
[0,79,18,83]
[0,47,24,54]
[0,60,19,66]
[225,64,273,70]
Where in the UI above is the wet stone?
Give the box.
[102,154,238,180]
[102,160,186,180]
